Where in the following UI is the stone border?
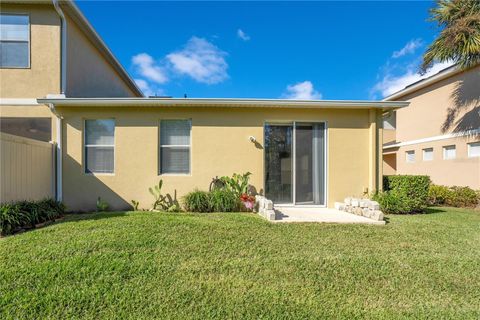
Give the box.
[255,195,276,221]
[335,198,384,221]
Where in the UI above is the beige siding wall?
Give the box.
[0,4,61,98]
[58,106,381,212]
[64,14,138,97]
[0,133,54,203]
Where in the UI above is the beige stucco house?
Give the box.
[1,1,408,211]
[383,65,480,189]
[0,0,142,142]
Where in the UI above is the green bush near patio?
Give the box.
[1,207,479,319]
[377,175,431,214]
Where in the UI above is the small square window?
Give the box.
[405,150,415,163]
[468,142,480,158]
[443,145,456,160]
[423,148,433,161]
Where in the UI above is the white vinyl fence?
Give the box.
[0,133,55,203]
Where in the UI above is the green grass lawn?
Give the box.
[1,207,479,319]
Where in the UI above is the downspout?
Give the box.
[53,0,67,94]
[48,103,63,202]
[52,0,66,202]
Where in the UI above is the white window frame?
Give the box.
[422,148,433,161]
[467,141,480,158]
[159,119,192,175]
[84,119,115,175]
[443,145,456,160]
[0,13,30,69]
[405,150,415,163]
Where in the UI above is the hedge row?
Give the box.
[0,199,65,236]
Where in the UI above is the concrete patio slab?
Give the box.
[273,207,385,225]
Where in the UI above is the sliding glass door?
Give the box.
[265,122,326,206]
[264,124,293,204]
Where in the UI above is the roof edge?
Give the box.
[383,65,461,101]
[61,1,143,97]
[37,97,409,110]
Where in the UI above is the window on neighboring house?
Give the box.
[160,120,191,174]
[0,14,30,68]
[468,142,480,158]
[383,111,396,130]
[443,145,456,160]
[423,148,433,161]
[405,150,415,163]
[84,119,115,174]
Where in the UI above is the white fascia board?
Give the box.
[37,98,409,110]
[0,98,40,106]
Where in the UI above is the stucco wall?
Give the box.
[395,65,479,142]
[395,137,480,189]
[57,106,380,211]
[0,4,61,98]
[64,14,139,97]
[384,65,480,188]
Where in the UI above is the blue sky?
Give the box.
[77,1,452,100]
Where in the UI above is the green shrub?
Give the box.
[373,191,411,215]
[446,186,479,207]
[382,175,431,213]
[428,185,451,206]
[183,190,211,213]
[428,184,480,208]
[0,199,65,236]
[208,189,239,212]
[96,197,110,212]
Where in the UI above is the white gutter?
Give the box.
[51,0,66,202]
[0,98,40,106]
[37,98,409,110]
[52,0,67,94]
[47,100,63,202]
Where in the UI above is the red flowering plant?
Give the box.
[240,193,256,211]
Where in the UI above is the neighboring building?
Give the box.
[383,65,480,189]
[37,98,407,211]
[0,0,142,142]
[1,1,409,211]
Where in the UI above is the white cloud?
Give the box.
[166,37,228,84]
[392,39,423,58]
[282,81,322,100]
[372,61,454,98]
[237,29,250,41]
[131,53,168,84]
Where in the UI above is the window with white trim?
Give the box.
[160,120,191,174]
[423,148,433,161]
[468,142,480,158]
[85,119,115,174]
[443,145,456,160]
[0,14,30,68]
[405,150,415,163]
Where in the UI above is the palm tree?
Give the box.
[421,0,480,74]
